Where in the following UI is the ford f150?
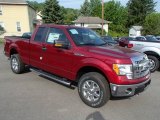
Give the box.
[4,25,151,108]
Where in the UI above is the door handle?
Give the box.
[42,47,47,51]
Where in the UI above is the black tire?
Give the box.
[148,55,159,73]
[78,72,110,108]
[10,54,25,74]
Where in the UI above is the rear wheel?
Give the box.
[10,54,25,74]
[148,55,159,72]
[78,72,110,108]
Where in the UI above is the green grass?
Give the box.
[0,38,4,44]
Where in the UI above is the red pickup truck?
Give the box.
[4,25,151,108]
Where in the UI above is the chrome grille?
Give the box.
[131,54,150,79]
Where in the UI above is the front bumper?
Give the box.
[110,78,151,97]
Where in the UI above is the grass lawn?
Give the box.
[0,38,4,44]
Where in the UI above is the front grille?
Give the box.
[131,54,150,79]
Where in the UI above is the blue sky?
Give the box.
[35,0,160,12]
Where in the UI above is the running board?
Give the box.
[30,68,71,86]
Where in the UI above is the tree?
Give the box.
[127,0,156,27]
[41,0,64,24]
[80,0,91,16]
[26,1,44,11]
[80,0,101,17]
[104,0,128,35]
[143,13,160,35]
[89,0,102,17]
[62,7,79,24]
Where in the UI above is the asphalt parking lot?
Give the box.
[0,44,160,120]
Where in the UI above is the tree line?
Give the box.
[27,0,160,36]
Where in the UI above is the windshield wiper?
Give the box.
[79,43,97,46]
[98,42,109,46]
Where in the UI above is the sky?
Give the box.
[36,0,160,12]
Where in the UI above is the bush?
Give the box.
[0,26,5,35]
[108,30,128,37]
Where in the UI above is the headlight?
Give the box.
[113,64,133,79]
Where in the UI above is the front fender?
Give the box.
[73,58,115,83]
[140,47,160,56]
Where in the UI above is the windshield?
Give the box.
[67,28,106,46]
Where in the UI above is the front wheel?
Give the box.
[148,55,159,73]
[78,72,110,108]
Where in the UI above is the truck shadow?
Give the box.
[39,75,77,90]
[110,96,131,101]
[86,111,106,120]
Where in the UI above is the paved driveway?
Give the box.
[0,44,160,120]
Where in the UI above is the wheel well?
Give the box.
[144,51,160,60]
[76,66,108,82]
[10,48,18,57]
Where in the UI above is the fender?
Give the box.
[9,43,20,56]
[140,47,160,56]
[73,57,116,83]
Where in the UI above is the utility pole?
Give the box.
[101,0,104,36]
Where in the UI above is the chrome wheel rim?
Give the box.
[149,59,156,70]
[82,80,101,102]
[11,58,19,72]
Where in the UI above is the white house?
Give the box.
[73,17,111,34]
[129,26,143,37]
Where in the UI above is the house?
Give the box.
[129,26,143,37]
[0,0,36,37]
[73,17,111,34]
[33,11,43,26]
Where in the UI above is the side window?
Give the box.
[46,28,69,44]
[34,27,46,42]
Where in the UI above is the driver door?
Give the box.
[42,27,74,78]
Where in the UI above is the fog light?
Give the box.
[113,86,117,91]
[125,88,132,95]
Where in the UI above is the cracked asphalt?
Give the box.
[0,44,160,120]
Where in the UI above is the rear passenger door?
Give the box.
[29,27,48,69]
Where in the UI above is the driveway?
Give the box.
[0,44,160,120]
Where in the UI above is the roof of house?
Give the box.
[0,0,27,4]
[73,17,111,24]
[131,26,143,31]
[0,0,36,10]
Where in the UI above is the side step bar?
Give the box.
[30,68,71,86]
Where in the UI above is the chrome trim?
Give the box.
[110,77,151,97]
[131,54,150,79]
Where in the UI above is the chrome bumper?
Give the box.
[110,79,151,97]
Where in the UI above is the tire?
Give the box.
[148,55,159,73]
[78,72,110,108]
[10,54,25,74]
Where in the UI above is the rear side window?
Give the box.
[34,27,46,42]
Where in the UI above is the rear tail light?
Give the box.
[127,44,133,48]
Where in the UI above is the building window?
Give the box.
[0,5,2,15]
[16,22,21,32]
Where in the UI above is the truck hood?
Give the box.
[84,45,142,59]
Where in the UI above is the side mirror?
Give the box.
[54,40,70,49]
